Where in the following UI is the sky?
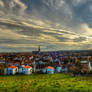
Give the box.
[0,0,92,52]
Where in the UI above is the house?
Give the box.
[18,65,25,74]
[4,68,11,75]
[14,62,20,67]
[18,65,32,74]
[88,61,92,71]
[42,66,54,74]
[23,65,32,74]
[0,60,5,64]
[18,67,24,74]
[63,67,68,73]
[42,68,47,73]
[10,65,18,75]
[47,66,54,74]
[4,65,18,75]
[56,66,62,73]
[87,56,92,71]
[80,60,88,69]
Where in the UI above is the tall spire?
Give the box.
[38,45,40,52]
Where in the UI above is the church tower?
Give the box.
[38,45,40,53]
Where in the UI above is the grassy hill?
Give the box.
[0,73,92,92]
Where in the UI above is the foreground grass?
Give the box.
[0,73,92,92]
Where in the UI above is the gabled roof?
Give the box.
[25,65,32,69]
[47,66,54,70]
[10,65,16,69]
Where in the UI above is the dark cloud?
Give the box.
[73,37,86,42]
[0,0,92,51]
[0,0,26,15]
[0,21,43,36]
[0,39,39,44]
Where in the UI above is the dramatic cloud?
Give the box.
[0,0,92,52]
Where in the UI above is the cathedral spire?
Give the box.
[38,45,40,52]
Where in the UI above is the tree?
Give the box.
[82,64,89,74]
[69,58,82,76]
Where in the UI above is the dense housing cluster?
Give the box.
[0,50,92,75]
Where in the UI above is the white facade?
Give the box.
[4,67,18,75]
[24,67,32,74]
[88,62,92,71]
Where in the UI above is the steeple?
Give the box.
[38,45,40,52]
[32,45,41,54]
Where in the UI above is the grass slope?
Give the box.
[0,74,92,92]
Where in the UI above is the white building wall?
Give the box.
[88,62,92,71]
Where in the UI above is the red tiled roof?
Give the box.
[47,66,54,70]
[10,65,16,69]
[25,65,31,69]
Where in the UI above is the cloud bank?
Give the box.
[0,0,92,52]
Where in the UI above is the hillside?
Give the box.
[0,74,92,92]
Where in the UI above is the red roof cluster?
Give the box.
[10,65,16,69]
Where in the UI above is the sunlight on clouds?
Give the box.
[0,0,92,51]
[29,19,51,27]
[38,34,59,42]
[0,28,29,40]
[0,1,4,7]
[81,24,92,37]
[0,17,92,51]
[0,44,46,49]
[61,34,79,39]
[22,22,45,29]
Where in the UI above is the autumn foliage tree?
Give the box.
[82,64,89,74]
[69,58,82,75]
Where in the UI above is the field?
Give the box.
[0,74,92,92]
